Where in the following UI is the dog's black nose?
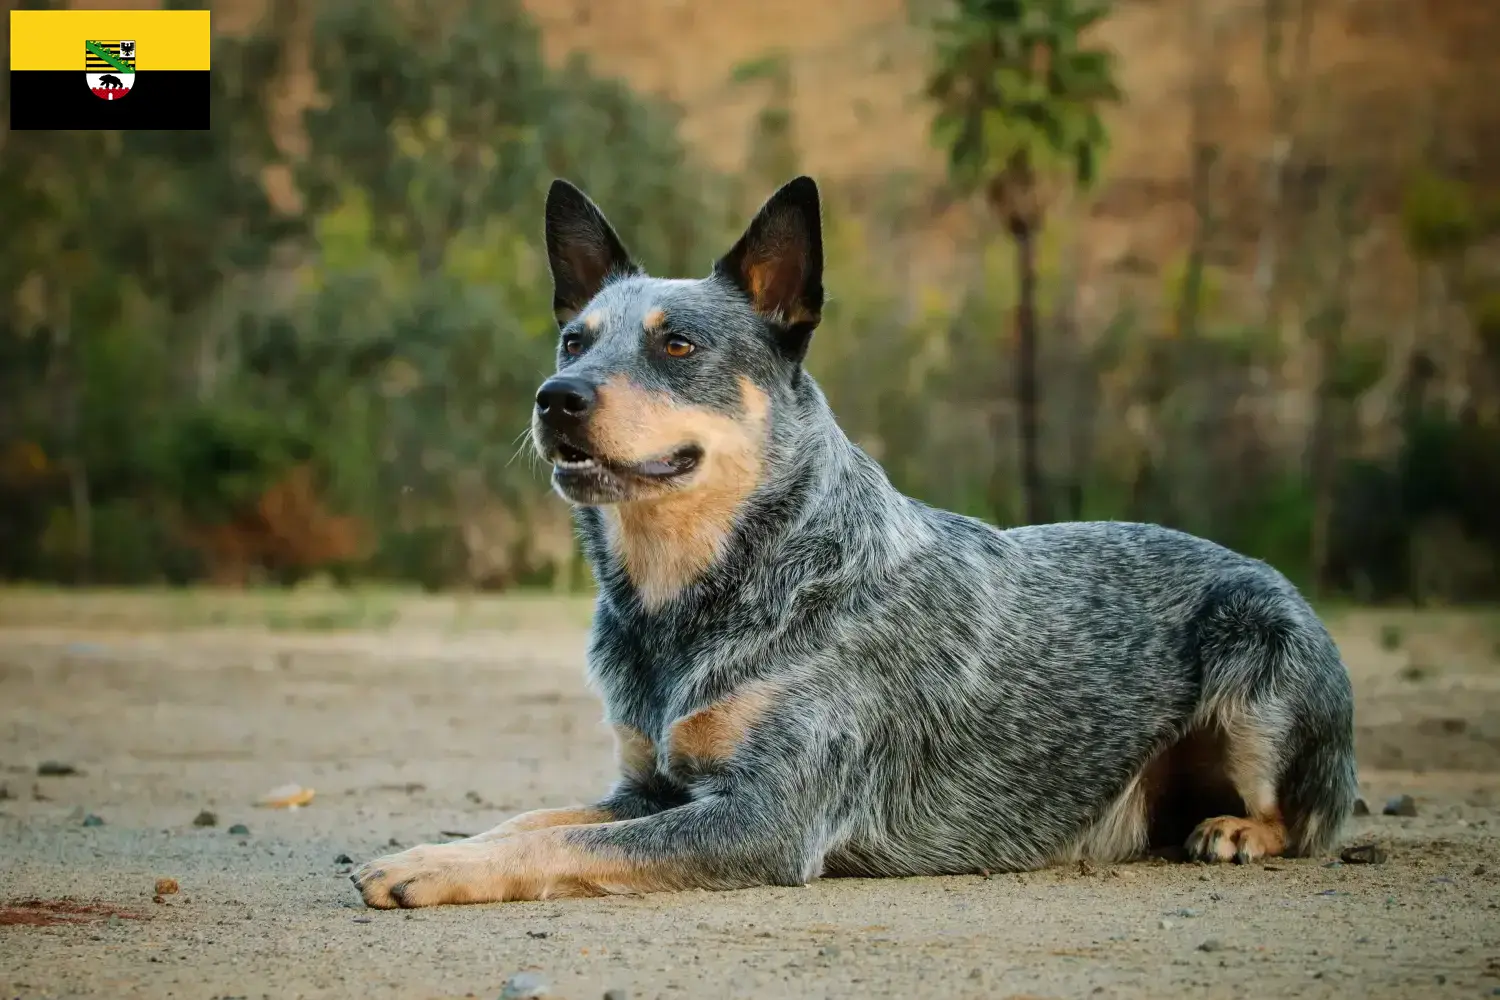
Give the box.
[535,376,596,425]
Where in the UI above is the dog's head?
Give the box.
[531,176,824,508]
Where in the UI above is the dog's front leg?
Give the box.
[352,792,814,908]
[458,724,676,842]
[460,804,613,842]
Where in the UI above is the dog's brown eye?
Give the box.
[664,336,694,358]
[562,336,584,356]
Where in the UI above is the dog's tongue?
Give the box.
[636,457,680,477]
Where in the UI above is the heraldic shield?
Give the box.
[86,39,135,100]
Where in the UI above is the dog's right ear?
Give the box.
[545,179,639,326]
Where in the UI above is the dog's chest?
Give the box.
[590,605,785,785]
[605,677,779,792]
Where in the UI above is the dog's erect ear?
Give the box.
[713,175,824,362]
[545,179,639,326]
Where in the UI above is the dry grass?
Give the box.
[0,585,595,634]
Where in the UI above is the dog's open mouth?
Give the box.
[552,441,702,481]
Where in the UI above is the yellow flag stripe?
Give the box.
[9,10,210,71]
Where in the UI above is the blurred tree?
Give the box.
[730,52,800,199]
[279,0,734,587]
[0,19,295,582]
[0,0,733,588]
[925,0,1119,524]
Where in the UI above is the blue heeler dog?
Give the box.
[353,176,1358,908]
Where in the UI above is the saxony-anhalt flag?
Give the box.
[9,9,210,130]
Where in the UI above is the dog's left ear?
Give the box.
[713,175,824,363]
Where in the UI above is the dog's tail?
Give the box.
[1194,575,1358,857]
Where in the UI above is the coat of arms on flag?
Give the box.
[85,39,135,100]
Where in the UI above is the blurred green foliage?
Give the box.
[1,0,1498,602]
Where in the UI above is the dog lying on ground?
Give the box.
[353,176,1358,908]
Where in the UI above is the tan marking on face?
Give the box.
[668,681,778,767]
[614,723,657,782]
[641,307,666,331]
[467,805,612,842]
[354,825,695,907]
[583,310,604,331]
[593,375,770,609]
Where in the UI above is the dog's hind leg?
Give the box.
[1182,707,1293,863]
[1183,579,1357,864]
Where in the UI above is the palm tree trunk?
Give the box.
[1014,223,1046,525]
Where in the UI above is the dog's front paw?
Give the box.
[351,843,489,908]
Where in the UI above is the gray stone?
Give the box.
[499,972,550,999]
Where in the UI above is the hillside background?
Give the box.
[3,0,1498,601]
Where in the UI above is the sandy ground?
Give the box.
[1,591,1498,1000]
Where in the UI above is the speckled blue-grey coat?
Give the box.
[353,176,1358,909]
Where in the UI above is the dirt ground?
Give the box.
[1,590,1498,1000]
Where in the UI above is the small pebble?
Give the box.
[1351,798,1371,817]
[335,853,354,865]
[604,991,629,1000]
[1474,864,1487,876]
[387,837,402,848]
[819,945,841,958]
[193,810,218,827]
[1176,908,1199,918]
[37,761,81,776]
[498,972,550,999]
[155,877,179,895]
[968,968,984,981]
[1340,844,1388,865]
[1159,919,1175,930]
[227,823,250,835]
[526,930,551,939]
[81,813,105,827]
[352,917,372,924]
[0,783,11,800]
[257,783,315,809]
[1198,938,1224,952]
[1383,795,1418,817]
